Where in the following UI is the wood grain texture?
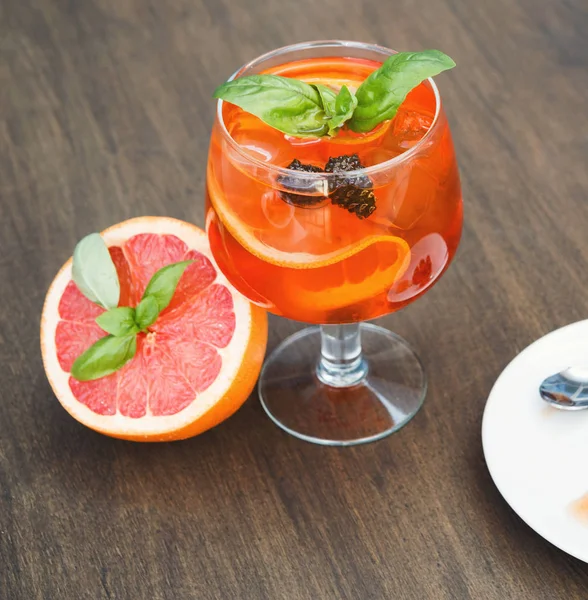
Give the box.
[1,0,588,598]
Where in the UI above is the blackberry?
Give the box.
[325,154,377,219]
[277,159,326,207]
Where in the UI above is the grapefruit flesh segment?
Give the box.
[42,217,267,441]
[110,246,135,306]
[122,233,210,304]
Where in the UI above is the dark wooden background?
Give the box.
[2,0,588,598]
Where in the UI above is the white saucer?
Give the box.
[482,320,588,563]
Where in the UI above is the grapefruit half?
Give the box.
[40,217,267,441]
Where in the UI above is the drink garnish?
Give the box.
[277,154,376,219]
[348,50,455,133]
[213,50,455,138]
[278,159,325,207]
[325,154,376,219]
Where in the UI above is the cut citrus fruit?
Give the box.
[207,166,410,270]
[40,217,267,441]
[281,240,411,312]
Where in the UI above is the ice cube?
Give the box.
[361,146,403,168]
[390,109,434,151]
[374,160,438,230]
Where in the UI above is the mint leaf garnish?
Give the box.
[348,50,455,133]
[213,75,330,138]
[71,334,137,382]
[135,295,159,330]
[96,307,138,337]
[72,233,120,310]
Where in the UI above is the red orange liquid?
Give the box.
[206,57,462,324]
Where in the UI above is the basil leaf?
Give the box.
[313,84,357,135]
[72,233,120,310]
[328,85,358,134]
[135,295,160,330]
[335,85,357,118]
[348,50,456,133]
[71,334,137,382]
[214,75,330,138]
[142,260,193,312]
[96,307,139,337]
[313,84,337,117]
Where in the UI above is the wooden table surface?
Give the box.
[2,0,588,598]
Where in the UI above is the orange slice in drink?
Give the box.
[207,208,410,321]
[207,166,410,271]
[280,240,412,315]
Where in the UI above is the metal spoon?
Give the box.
[539,367,588,410]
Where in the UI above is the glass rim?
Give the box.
[217,40,441,183]
[215,40,443,182]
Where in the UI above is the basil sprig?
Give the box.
[213,49,455,138]
[70,233,193,382]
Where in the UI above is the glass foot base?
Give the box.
[258,323,427,446]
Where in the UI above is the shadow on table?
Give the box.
[33,357,408,516]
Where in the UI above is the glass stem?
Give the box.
[317,324,368,388]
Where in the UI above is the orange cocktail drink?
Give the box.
[207,55,461,324]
